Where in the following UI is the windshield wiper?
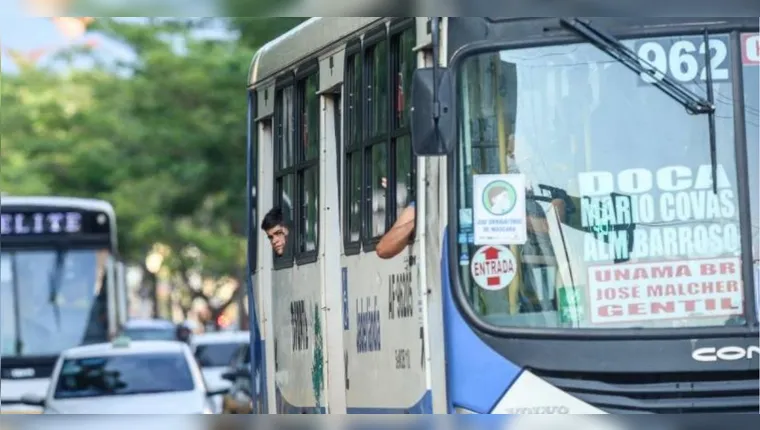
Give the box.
[10,253,23,354]
[701,28,718,194]
[49,249,65,328]
[559,18,714,115]
[559,18,719,194]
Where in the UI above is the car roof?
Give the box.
[192,330,249,345]
[122,319,176,330]
[62,340,187,359]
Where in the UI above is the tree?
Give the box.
[2,17,304,326]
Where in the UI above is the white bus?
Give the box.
[246,16,759,414]
[0,196,127,413]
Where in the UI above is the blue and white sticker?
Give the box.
[459,208,473,229]
[460,250,470,265]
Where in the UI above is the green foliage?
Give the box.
[1,17,300,318]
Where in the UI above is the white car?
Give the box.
[191,330,249,413]
[18,337,227,414]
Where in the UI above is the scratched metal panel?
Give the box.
[256,83,275,120]
[248,18,384,88]
[319,48,345,93]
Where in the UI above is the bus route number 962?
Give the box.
[634,35,730,85]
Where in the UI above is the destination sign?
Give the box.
[0,209,110,237]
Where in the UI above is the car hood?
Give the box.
[46,391,206,414]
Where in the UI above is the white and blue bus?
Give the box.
[0,196,128,413]
[246,16,759,414]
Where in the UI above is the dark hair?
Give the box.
[261,207,286,231]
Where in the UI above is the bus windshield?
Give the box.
[454,32,758,330]
[0,248,110,356]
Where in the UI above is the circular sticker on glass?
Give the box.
[482,180,517,216]
[470,245,518,291]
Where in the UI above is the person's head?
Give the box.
[261,207,289,256]
[488,186,508,207]
[176,324,191,343]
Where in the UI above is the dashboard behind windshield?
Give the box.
[54,353,195,399]
[454,31,758,330]
[1,248,110,356]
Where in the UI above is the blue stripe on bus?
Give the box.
[274,388,432,414]
[441,228,522,414]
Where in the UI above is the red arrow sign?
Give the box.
[484,247,500,260]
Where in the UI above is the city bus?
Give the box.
[245,16,759,414]
[0,196,127,413]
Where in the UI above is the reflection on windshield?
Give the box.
[456,33,749,330]
[194,343,244,368]
[121,328,176,342]
[54,353,195,399]
[0,249,109,356]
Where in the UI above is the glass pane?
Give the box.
[368,143,388,237]
[347,152,362,242]
[348,54,362,147]
[456,34,745,330]
[121,328,176,341]
[395,28,416,128]
[301,73,320,161]
[276,173,295,257]
[54,353,195,399]
[279,86,294,169]
[741,32,759,320]
[1,252,17,355]
[4,249,109,356]
[394,135,414,218]
[195,343,244,367]
[300,166,319,253]
[369,41,388,138]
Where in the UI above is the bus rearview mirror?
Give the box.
[410,67,455,156]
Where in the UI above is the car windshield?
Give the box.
[53,353,195,399]
[1,249,110,356]
[194,342,244,367]
[455,32,757,330]
[121,328,177,341]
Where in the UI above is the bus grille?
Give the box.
[530,368,760,413]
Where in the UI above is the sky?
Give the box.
[0,1,69,73]
[0,4,237,75]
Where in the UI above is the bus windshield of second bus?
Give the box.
[453,29,758,330]
[0,201,117,358]
[0,249,110,356]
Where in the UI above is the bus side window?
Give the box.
[342,22,418,255]
[249,90,259,273]
[364,36,390,245]
[390,24,417,236]
[343,46,363,254]
[274,82,296,268]
[295,68,320,263]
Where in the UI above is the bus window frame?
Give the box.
[446,21,759,340]
[294,60,321,265]
[342,19,418,255]
[389,19,417,241]
[273,73,296,269]
[248,89,259,274]
[343,40,364,255]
